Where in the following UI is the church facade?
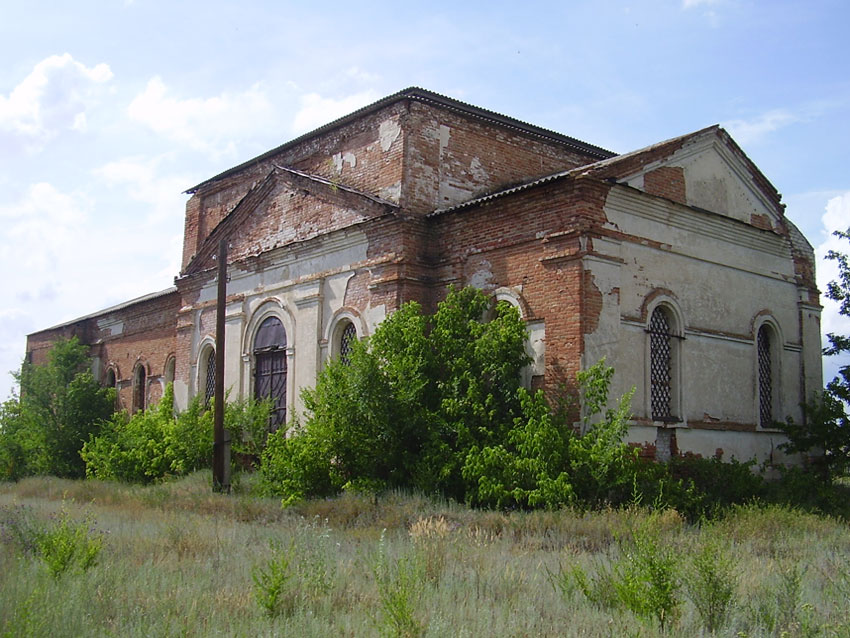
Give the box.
[26,88,822,463]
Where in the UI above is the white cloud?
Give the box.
[128,77,277,157]
[291,90,380,135]
[95,155,191,224]
[815,192,850,383]
[0,53,112,149]
[0,179,183,399]
[723,109,798,146]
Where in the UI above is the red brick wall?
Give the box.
[429,177,611,396]
[25,291,179,412]
[181,101,409,271]
[401,102,601,214]
[644,166,686,205]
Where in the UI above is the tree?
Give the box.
[781,228,850,480]
[0,337,115,479]
[260,286,532,503]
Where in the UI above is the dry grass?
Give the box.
[1,472,849,637]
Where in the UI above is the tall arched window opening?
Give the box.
[203,349,216,406]
[254,316,287,430]
[164,356,176,386]
[133,364,146,413]
[338,320,357,365]
[757,325,774,427]
[104,368,116,389]
[649,306,675,421]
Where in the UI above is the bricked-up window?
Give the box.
[757,325,774,427]
[204,349,216,406]
[338,320,357,365]
[254,316,287,430]
[649,307,675,421]
[133,364,146,413]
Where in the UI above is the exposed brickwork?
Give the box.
[644,166,686,205]
[27,290,179,412]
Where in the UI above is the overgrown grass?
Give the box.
[2,472,850,637]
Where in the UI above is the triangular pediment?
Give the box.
[581,127,785,230]
[184,166,397,275]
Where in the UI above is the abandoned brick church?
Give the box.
[26,87,822,462]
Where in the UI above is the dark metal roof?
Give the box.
[186,87,616,194]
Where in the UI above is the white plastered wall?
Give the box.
[184,228,388,422]
[584,178,817,464]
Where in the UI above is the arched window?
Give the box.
[133,364,146,413]
[649,306,678,421]
[338,320,357,365]
[254,316,287,430]
[164,356,176,386]
[757,324,777,427]
[104,367,116,389]
[203,348,216,406]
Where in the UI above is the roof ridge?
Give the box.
[186,87,616,194]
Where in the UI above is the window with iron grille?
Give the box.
[339,321,357,365]
[254,316,287,430]
[133,364,146,413]
[204,349,216,406]
[757,325,773,427]
[649,307,674,420]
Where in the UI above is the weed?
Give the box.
[0,503,42,554]
[252,540,296,618]
[35,506,103,578]
[409,515,452,584]
[685,538,737,633]
[372,531,427,638]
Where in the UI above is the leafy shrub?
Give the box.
[0,338,114,480]
[82,384,269,483]
[566,513,682,629]
[252,541,296,618]
[372,532,427,638]
[685,538,738,632]
[261,286,532,504]
[35,507,103,578]
[462,360,637,510]
[1,502,102,578]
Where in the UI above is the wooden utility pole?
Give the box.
[213,238,231,493]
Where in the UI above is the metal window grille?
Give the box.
[255,351,287,430]
[340,321,357,365]
[650,308,673,420]
[758,327,772,426]
[254,317,287,431]
[204,350,216,406]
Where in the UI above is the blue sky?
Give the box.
[1,0,848,400]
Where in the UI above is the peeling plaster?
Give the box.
[468,259,493,289]
[331,152,356,172]
[470,156,488,182]
[439,124,451,152]
[379,118,401,152]
[378,182,401,202]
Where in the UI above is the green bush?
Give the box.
[0,338,114,480]
[685,538,737,632]
[82,384,270,483]
[260,286,532,503]
[462,360,638,510]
